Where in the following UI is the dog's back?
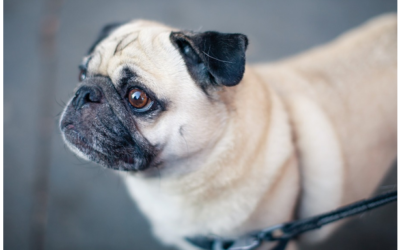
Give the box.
[253,13,396,241]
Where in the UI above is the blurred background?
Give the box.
[4,0,397,250]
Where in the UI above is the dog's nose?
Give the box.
[72,86,103,109]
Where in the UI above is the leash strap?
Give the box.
[186,190,397,250]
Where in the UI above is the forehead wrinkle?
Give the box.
[113,33,130,55]
[86,50,104,75]
[80,55,92,69]
[114,32,139,56]
[99,33,148,76]
[94,43,119,75]
[108,33,161,77]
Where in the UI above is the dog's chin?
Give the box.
[62,125,154,172]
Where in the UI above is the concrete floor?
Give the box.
[4,0,397,249]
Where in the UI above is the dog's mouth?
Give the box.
[62,124,144,171]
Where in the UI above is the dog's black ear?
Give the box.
[170,31,248,89]
[88,22,125,54]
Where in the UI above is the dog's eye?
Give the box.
[128,88,153,111]
[79,69,86,82]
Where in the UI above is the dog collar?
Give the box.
[186,190,397,250]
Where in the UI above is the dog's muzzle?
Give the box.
[60,76,156,171]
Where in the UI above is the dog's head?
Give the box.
[60,20,248,175]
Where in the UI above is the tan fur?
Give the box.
[83,14,396,249]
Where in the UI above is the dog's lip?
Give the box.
[65,124,75,130]
[61,121,75,130]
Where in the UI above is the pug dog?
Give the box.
[60,14,396,250]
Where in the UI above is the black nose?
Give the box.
[72,86,103,109]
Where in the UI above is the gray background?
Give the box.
[4,0,397,250]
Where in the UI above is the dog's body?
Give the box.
[60,14,396,249]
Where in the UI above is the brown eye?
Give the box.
[128,88,151,109]
[79,69,86,82]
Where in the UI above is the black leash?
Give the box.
[186,190,397,250]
